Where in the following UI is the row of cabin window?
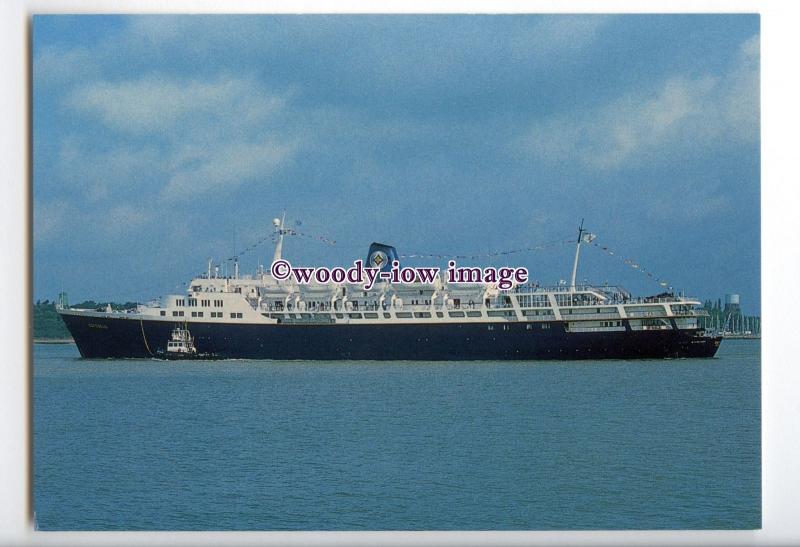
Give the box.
[328,311,483,319]
[174,298,224,307]
[554,294,602,306]
[356,290,428,297]
[524,323,551,330]
[274,300,333,311]
[163,310,242,318]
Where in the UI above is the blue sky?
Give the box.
[32,15,760,313]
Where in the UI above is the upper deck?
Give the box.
[88,270,706,334]
[59,218,708,333]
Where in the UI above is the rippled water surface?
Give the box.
[34,340,760,530]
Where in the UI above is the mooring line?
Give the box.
[140,319,154,357]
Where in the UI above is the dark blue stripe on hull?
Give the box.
[60,314,722,360]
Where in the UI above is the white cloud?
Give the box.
[515,15,612,59]
[162,139,297,200]
[519,33,760,170]
[34,200,70,243]
[34,46,98,87]
[722,33,760,141]
[124,15,186,45]
[35,201,154,253]
[57,74,299,201]
[66,74,286,135]
[96,205,151,241]
[58,138,164,201]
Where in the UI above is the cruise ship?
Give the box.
[57,218,722,360]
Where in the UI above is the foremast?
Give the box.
[272,211,287,263]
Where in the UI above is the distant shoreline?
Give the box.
[34,338,75,344]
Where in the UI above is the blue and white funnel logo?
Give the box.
[369,250,389,270]
[365,242,399,275]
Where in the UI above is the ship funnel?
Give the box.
[366,242,399,274]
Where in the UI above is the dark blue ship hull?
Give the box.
[59,312,722,360]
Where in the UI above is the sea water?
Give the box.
[33,340,760,530]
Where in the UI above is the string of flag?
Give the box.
[218,224,672,289]
[586,240,671,289]
[224,224,336,263]
[277,229,337,247]
[402,232,673,290]
[400,237,575,260]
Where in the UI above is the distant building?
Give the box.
[724,293,740,314]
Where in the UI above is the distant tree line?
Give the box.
[33,300,71,339]
[699,298,760,333]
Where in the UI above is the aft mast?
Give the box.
[569,219,585,292]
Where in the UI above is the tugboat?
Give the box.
[163,326,198,360]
